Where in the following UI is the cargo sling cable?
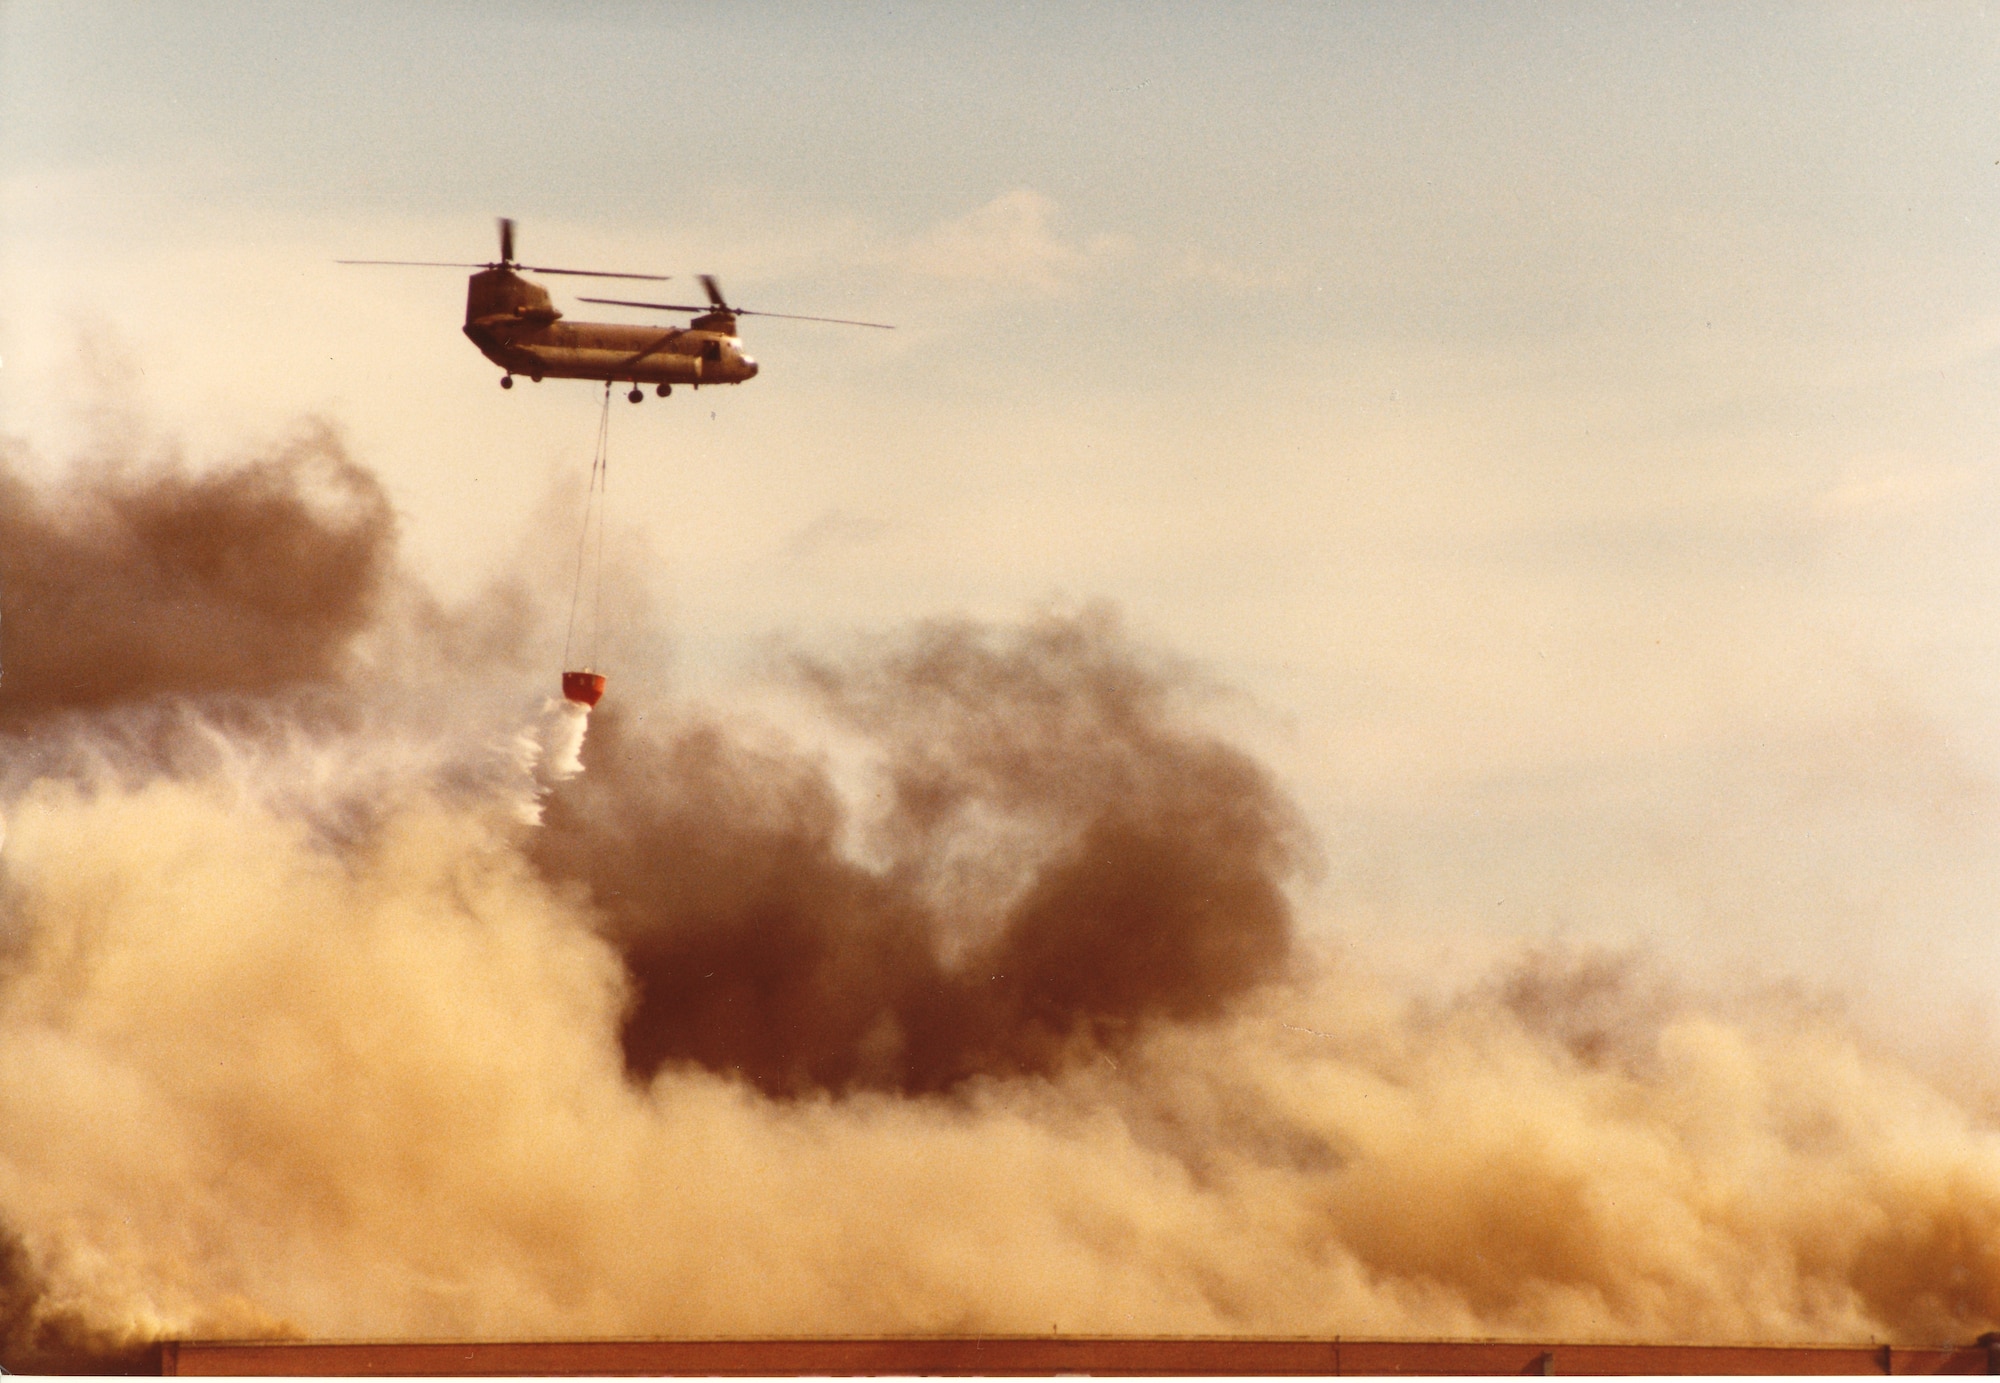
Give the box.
[560,382,611,706]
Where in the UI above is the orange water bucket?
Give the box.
[562,670,606,706]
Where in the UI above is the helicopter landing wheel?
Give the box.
[531,374,543,383]
[656,384,672,397]
[627,387,644,404]
[500,375,514,389]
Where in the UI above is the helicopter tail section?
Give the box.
[464,267,561,328]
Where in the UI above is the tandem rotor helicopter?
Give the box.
[340,218,893,400]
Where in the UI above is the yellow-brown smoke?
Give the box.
[0,443,1996,1370]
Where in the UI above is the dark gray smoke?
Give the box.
[0,429,393,732]
[530,611,1309,1095]
[0,1222,155,1374]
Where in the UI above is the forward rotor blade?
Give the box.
[701,274,728,310]
[732,307,895,329]
[520,266,675,281]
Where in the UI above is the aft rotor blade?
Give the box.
[520,265,674,281]
[579,296,895,329]
[579,297,709,312]
[499,216,515,264]
[336,259,489,269]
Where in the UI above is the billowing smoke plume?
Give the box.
[531,613,1305,1095]
[0,429,392,728]
[1,438,1997,1371]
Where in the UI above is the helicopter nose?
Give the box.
[742,356,758,378]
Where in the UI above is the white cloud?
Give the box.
[1815,456,1980,519]
[904,189,1124,293]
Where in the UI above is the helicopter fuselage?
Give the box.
[461,268,758,387]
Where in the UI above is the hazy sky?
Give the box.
[4,2,1999,1022]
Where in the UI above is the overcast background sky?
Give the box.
[4,1,1999,1034]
